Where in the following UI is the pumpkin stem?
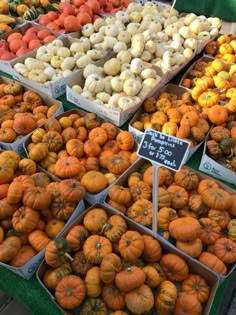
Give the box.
[100,223,112,235]
[64,252,73,262]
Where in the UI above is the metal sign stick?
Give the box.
[152,163,159,236]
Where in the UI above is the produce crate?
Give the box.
[0,21,59,75]
[128,83,208,164]
[104,157,236,283]
[66,56,168,127]
[36,203,219,315]
[0,76,64,155]
[0,150,85,279]
[199,131,236,185]
[9,36,84,98]
[23,109,138,205]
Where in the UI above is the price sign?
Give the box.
[137,129,190,171]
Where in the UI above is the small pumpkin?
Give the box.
[213,237,236,264]
[85,266,102,298]
[43,263,72,290]
[45,237,73,268]
[198,251,227,275]
[125,284,154,314]
[0,236,21,263]
[173,292,202,315]
[160,253,189,282]
[169,217,201,242]
[55,275,86,310]
[118,230,144,261]
[83,234,112,264]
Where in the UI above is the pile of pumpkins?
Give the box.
[71,56,163,111]
[13,38,107,83]
[204,33,236,63]
[25,110,137,195]
[39,205,212,314]
[0,80,60,143]
[105,162,236,277]
[0,150,85,267]
[12,1,223,89]
[130,86,211,148]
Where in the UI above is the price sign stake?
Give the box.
[137,129,190,236]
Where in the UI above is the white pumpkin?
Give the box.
[76,55,93,68]
[105,15,116,25]
[108,93,124,106]
[103,77,113,95]
[145,40,156,54]
[25,58,44,71]
[140,50,152,62]
[13,63,29,77]
[113,41,127,53]
[81,90,94,101]
[126,2,142,14]
[69,42,85,55]
[155,43,165,58]
[61,57,75,71]
[78,37,91,52]
[130,41,145,58]
[110,76,124,93]
[126,23,140,36]
[143,78,158,89]
[50,39,64,47]
[87,49,104,61]
[28,69,47,83]
[90,32,104,45]
[170,39,183,52]
[85,74,105,94]
[96,92,110,103]
[189,18,204,34]
[50,56,64,69]
[183,13,197,26]
[93,17,106,32]
[105,24,119,37]
[44,65,57,79]
[165,24,178,38]
[184,38,197,50]
[183,47,194,59]
[81,23,94,37]
[123,79,142,96]
[118,96,141,110]
[149,21,162,34]
[178,26,192,39]
[62,70,73,77]
[72,85,83,94]
[120,69,135,81]
[120,63,131,72]
[172,52,186,66]
[129,11,142,23]
[156,31,169,42]
[37,52,54,63]
[208,17,222,29]
[198,31,211,41]
[138,85,152,99]
[116,50,132,64]
[56,47,71,58]
[130,58,144,74]
[115,11,130,24]
[140,68,157,80]
[103,58,121,76]
[117,30,131,45]
[102,36,118,51]
[83,64,103,79]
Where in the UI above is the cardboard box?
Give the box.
[128,83,204,164]
[23,109,138,205]
[0,76,64,155]
[179,55,217,89]
[9,36,84,98]
[0,152,85,279]
[36,203,219,315]
[0,22,59,75]
[199,132,236,186]
[104,157,236,282]
[66,57,168,127]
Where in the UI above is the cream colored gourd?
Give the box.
[143,77,158,89]
[83,64,103,79]
[140,50,152,62]
[113,42,127,53]
[76,55,93,68]
[145,40,156,54]
[44,65,57,79]
[93,17,106,32]
[60,57,75,71]
[140,68,157,79]
[184,38,197,50]
[130,58,144,74]
[84,74,105,94]
[110,77,124,93]
[52,73,63,81]
[117,50,132,64]
[72,85,83,94]
[81,23,94,37]
[25,58,44,71]
[90,33,104,45]
[123,78,142,96]
[50,56,64,69]
[178,26,192,39]
[103,58,121,76]
[129,12,142,23]
[115,11,130,24]
[105,24,119,37]
[102,36,118,51]
[96,92,110,103]
[81,90,94,100]
[69,42,85,55]
[120,69,135,81]
[189,18,204,34]
[13,63,29,77]
[165,24,178,37]
[118,96,141,110]
[56,47,71,58]
[108,93,123,106]
[87,49,104,61]
[117,30,131,44]
[28,69,48,83]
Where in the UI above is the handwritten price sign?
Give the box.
[137,129,190,171]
